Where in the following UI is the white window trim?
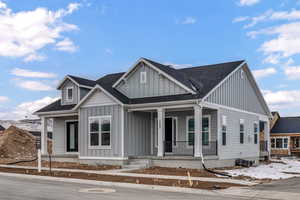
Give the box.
[186,115,211,148]
[88,115,112,150]
[254,121,259,144]
[153,117,178,148]
[271,137,289,150]
[221,115,227,146]
[240,119,245,144]
[140,71,147,84]
[66,87,74,102]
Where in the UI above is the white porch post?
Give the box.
[41,116,48,155]
[265,120,271,157]
[194,105,203,157]
[157,108,165,157]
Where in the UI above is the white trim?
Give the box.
[74,84,123,110]
[164,116,178,149]
[140,71,147,84]
[112,58,196,94]
[201,101,269,120]
[202,61,246,101]
[65,120,79,153]
[128,102,197,112]
[154,117,158,148]
[150,112,154,154]
[78,156,128,160]
[57,75,93,90]
[81,103,118,108]
[240,119,245,144]
[254,121,259,144]
[66,86,74,102]
[88,115,112,150]
[186,115,211,149]
[121,105,125,157]
[37,112,78,118]
[271,136,289,150]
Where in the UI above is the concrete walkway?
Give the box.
[0,164,258,186]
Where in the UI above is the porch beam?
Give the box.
[41,116,48,155]
[194,105,203,157]
[157,108,165,157]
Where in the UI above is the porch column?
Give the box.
[157,108,165,157]
[194,105,203,157]
[265,120,271,153]
[41,116,48,155]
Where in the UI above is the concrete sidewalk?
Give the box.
[0,164,257,186]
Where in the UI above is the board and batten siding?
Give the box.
[79,105,122,157]
[204,66,267,115]
[218,108,260,160]
[116,63,188,98]
[61,79,79,105]
[80,87,90,100]
[52,116,78,155]
[124,111,151,156]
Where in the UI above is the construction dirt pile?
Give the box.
[0,126,37,160]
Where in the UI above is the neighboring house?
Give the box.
[270,112,300,156]
[0,125,5,134]
[35,58,271,168]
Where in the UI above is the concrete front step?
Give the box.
[122,159,152,169]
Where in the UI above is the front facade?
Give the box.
[270,112,300,157]
[35,58,271,168]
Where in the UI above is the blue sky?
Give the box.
[0,0,300,119]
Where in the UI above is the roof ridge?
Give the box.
[178,60,245,71]
[67,74,96,82]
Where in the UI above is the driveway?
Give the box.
[0,174,251,200]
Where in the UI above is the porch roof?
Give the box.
[271,117,300,134]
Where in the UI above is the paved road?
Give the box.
[253,177,300,193]
[0,175,248,200]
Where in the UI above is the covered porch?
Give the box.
[127,104,219,158]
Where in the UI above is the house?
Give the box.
[270,112,300,157]
[35,58,271,168]
[0,125,5,134]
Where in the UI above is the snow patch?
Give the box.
[225,158,300,180]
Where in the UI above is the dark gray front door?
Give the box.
[66,121,78,152]
[165,118,173,153]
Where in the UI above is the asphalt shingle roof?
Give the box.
[36,59,245,113]
[271,117,300,134]
[0,125,5,131]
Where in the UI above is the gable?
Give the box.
[80,88,117,107]
[115,62,189,98]
[61,79,79,105]
[204,65,270,116]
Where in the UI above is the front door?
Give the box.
[66,121,78,152]
[165,118,173,153]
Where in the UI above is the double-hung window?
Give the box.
[222,116,227,146]
[240,119,244,144]
[254,122,258,144]
[89,116,111,148]
[187,116,210,146]
[66,87,73,101]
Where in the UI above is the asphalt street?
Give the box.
[0,175,248,200]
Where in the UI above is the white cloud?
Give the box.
[238,0,260,7]
[23,54,46,62]
[55,38,77,52]
[284,65,300,80]
[15,80,54,91]
[263,90,300,110]
[105,48,113,55]
[0,1,80,62]
[11,68,57,78]
[0,96,58,120]
[233,16,249,23]
[253,67,277,79]
[180,17,197,25]
[163,62,193,68]
[263,54,282,64]
[0,96,9,103]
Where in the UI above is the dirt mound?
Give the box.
[0,126,37,160]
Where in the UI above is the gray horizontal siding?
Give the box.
[124,111,151,156]
[218,108,260,160]
[61,79,78,105]
[205,66,267,115]
[79,105,122,157]
[116,62,188,98]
